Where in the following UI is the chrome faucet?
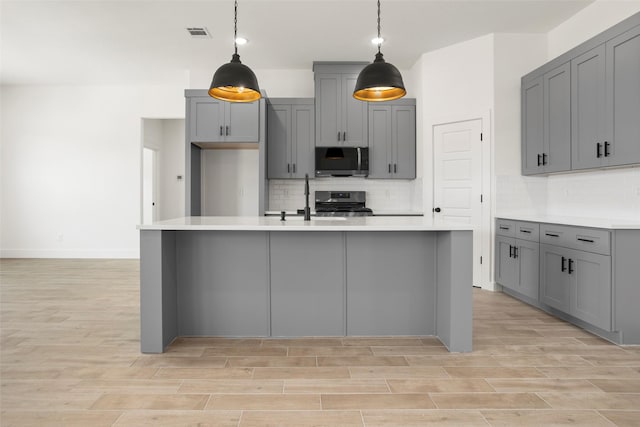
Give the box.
[304,173,311,221]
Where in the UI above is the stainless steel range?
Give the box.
[315,191,373,217]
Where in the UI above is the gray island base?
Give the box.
[139,217,473,353]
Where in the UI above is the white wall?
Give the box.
[542,1,640,220]
[0,84,184,258]
[414,34,494,215]
[158,119,186,221]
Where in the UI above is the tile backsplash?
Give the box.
[496,167,640,220]
[268,178,423,213]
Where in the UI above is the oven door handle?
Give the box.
[356,147,362,172]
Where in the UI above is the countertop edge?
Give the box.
[496,214,640,230]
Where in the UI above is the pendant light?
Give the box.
[353,0,406,102]
[208,0,261,102]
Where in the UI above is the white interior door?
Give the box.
[433,119,483,287]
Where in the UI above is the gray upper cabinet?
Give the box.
[571,44,607,170]
[188,96,259,143]
[522,63,571,175]
[368,101,416,179]
[522,13,640,174]
[522,77,544,175]
[267,99,314,179]
[314,62,368,147]
[605,25,640,166]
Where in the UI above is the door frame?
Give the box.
[430,111,494,290]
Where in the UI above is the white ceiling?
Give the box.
[1,0,595,85]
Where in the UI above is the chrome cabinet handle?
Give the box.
[337,132,341,141]
[226,126,230,136]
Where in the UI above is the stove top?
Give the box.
[315,191,373,217]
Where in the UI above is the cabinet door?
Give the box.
[226,102,259,142]
[367,105,392,178]
[190,98,224,143]
[342,74,368,147]
[543,62,571,173]
[540,244,571,312]
[606,25,640,166]
[516,239,539,300]
[570,250,612,331]
[495,236,516,290]
[267,104,291,179]
[522,77,544,175]
[315,73,341,146]
[291,104,314,178]
[571,45,607,170]
[392,105,416,179]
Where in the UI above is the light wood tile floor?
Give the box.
[1,258,639,426]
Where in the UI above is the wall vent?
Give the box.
[186,27,211,38]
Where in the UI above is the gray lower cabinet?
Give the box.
[495,221,539,301]
[188,96,259,143]
[540,243,611,331]
[368,102,416,179]
[267,99,314,179]
[269,232,345,336]
[522,63,571,175]
[314,62,368,147]
[522,13,640,174]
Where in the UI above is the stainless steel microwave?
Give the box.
[315,147,369,177]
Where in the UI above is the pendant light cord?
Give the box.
[377,0,381,54]
[234,0,238,55]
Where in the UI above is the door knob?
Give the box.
[433,207,441,213]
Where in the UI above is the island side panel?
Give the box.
[175,231,270,337]
[345,231,437,336]
[436,230,473,352]
[140,230,178,353]
[613,229,640,344]
[270,231,345,336]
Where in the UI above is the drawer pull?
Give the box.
[520,229,532,234]
[545,233,560,237]
[577,237,594,243]
[499,226,510,230]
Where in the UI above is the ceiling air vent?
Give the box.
[186,27,211,38]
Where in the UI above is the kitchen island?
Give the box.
[139,216,474,353]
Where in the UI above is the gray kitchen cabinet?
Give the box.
[540,243,611,331]
[267,99,314,179]
[314,62,368,147]
[571,44,607,170]
[368,101,416,179]
[522,63,571,175]
[605,25,640,167]
[522,12,640,174]
[188,96,259,143]
[539,243,572,312]
[495,221,539,301]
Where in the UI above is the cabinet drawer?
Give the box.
[572,228,611,255]
[496,219,516,237]
[515,222,540,242]
[540,223,611,255]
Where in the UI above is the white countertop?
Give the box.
[264,210,424,216]
[497,214,640,230]
[138,216,474,232]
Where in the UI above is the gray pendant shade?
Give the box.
[209,53,261,102]
[353,52,406,102]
